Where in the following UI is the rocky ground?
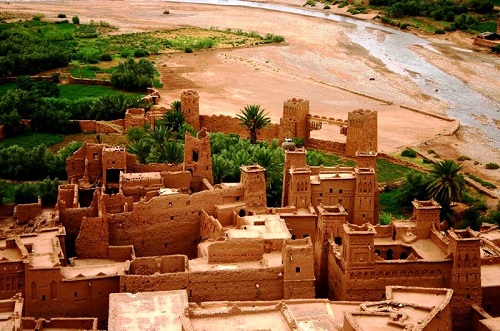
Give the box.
[1,0,499,198]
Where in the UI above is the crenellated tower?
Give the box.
[447,228,481,331]
[281,147,307,207]
[184,128,212,192]
[279,98,310,141]
[345,109,377,158]
[181,90,200,131]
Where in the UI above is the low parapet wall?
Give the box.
[68,75,112,86]
[200,114,280,142]
[14,199,42,225]
[306,138,346,155]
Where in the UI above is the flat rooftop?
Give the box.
[374,238,447,260]
[482,264,500,288]
[61,259,128,281]
[108,291,188,331]
[189,250,283,272]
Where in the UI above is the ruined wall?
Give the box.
[13,200,42,225]
[161,171,191,189]
[124,108,146,130]
[121,266,284,302]
[129,255,187,275]
[200,211,223,241]
[0,259,25,300]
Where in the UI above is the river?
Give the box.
[166,0,499,148]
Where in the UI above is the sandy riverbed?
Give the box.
[1,0,499,193]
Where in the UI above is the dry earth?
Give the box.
[1,0,499,196]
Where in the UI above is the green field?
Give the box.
[58,84,144,100]
[376,158,421,183]
[0,133,64,149]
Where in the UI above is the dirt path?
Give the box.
[1,0,499,193]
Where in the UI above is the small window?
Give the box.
[74,292,78,298]
[291,235,296,240]
[329,188,333,194]
[193,151,199,162]
[295,267,301,273]
[42,295,46,302]
[319,193,323,197]
[168,202,172,207]
[302,234,309,238]
[467,294,470,299]
[170,216,174,221]
[339,189,343,194]
[164,243,168,248]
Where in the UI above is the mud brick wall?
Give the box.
[76,216,109,259]
[68,75,112,86]
[306,138,346,155]
[108,245,135,261]
[200,115,280,142]
[207,240,264,263]
[78,120,97,133]
[0,203,14,218]
[14,201,42,224]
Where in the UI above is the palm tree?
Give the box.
[427,159,467,223]
[127,137,152,164]
[237,104,271,144]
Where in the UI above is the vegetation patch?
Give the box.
[377,158,421,183]
[466,172,497,189]
[0,133,64,149]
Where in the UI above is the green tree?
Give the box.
[427,160,466,222]
[127,137,152,164]
[212,154,235,184]
[237,104,271,144]
[396,172,430,208]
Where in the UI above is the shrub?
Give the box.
[486,162,500,170]
[434,29,445,34]
[324,5,331,9]
[401,148,417,158]
[428,149,435,154]
[423,158,433,164]
[457,155,471,161]
[72,15,80,24]
[184,47,193,53]
[493,44,500,53]
[100,53,112,61]
[400,23,410,29]
[133,49,149,58]
[57,14,67,18]
[379,213,393,225]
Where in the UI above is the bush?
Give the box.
[423,158,433,164]
[184,47,193,53]
[324,5,331,9]
[434,29,445,34]
[486,162,500,170]
[379,212,393,225]
[133,49,149,58]
[493,44,500,53]
[401,148,417,158]
[110,58,155,91]
[72,15,80,24]
[57,14,67,18]
[400,23,410,29]
[100,53,112,61]
[457,155,471,161]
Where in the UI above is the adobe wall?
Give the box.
[329,255,452,301]
[121,266,284,302]
[199,115,280,142]
[200,211,223,241]
[482,283,500,317]
[0,260,25,300]
[96,120,125,134]
[13,200,42,225]
[127,159,183,173]
[108,245,135,261]
[78,120,97,133]
[24,268,119,329]
[129,255,187,274]
[75,216,109,259]
[207,240,264,263]
[474,37,499,48]
[22,318,98,331]
[306,138,347,155]
[281,211,317,242]
[345,109,377,157]
[68,75,112,86]
[161,171,191,190]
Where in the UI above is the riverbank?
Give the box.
[0,0,499,194]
